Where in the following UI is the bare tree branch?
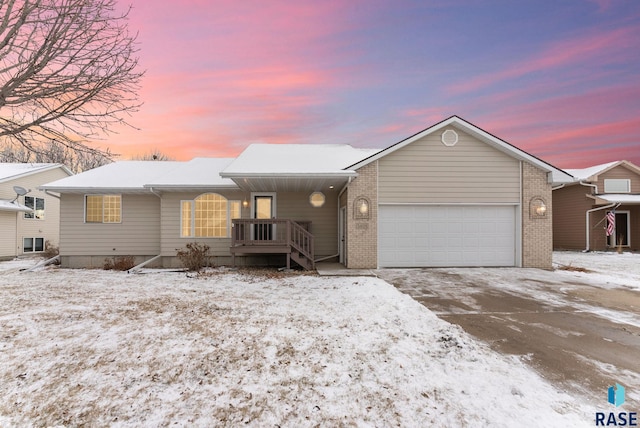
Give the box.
[0,0,143,157]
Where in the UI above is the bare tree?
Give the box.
[130,149,174,161]
[0,0,143,158]
[0,140,113,172]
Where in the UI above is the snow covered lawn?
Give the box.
[0,261,594,427]
[554,250,640,291]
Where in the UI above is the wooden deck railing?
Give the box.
[230,219,314,269]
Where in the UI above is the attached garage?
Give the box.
[378,205,517,267]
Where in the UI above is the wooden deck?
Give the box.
[230,219,315,270]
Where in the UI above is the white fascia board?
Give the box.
[220,171,359,179]
[143,184,240,190]
[38,186,150,194]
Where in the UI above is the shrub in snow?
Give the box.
[103,256,135,271]
[177,242,211,271]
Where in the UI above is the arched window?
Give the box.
[181,193,241,238]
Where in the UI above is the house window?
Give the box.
[23,237,44,252]
[180,193,240,238]
[604,179,630,193]
[24,196,45,219]
[85,195,121,223]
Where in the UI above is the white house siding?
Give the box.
[15,168,68,253]
[378,127,520,204]
[60,193,161,261]
[1,167,69,257]
[0,212,16,259]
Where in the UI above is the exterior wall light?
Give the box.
[242,199,249,208]
[309,192,325,207]
[354,196,370,220]
[530,197,547,219]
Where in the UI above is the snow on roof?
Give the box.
[0,200,33,212]
[220,144,381,176]
[595,194,640,204]
[0,163,67,183]
[41,161,183,191]
[564,161,620,181]
[145,158,237,188]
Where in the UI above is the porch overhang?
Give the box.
[0,200,33,212]
[589,194,640,205]
[221,172,358,192]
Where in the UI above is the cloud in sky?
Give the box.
[102,0,640,168]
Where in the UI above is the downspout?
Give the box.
[551,184,565,191]
[579,180,597,194]
[146,187,163,267]
[580,180,601,252]
[148,187,162,198]
[43,190,61,199]
[584,202,620,252]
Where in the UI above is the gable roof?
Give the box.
[347,115,574,184]
[0,163,72,184]
[564,160,640,181]
[219,144,381,192]
[220,144,380,177]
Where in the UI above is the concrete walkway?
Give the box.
[315,262,377,277]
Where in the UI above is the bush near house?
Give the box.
[103,256,136,271]
[177,242,211,271]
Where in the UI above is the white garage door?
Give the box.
[379,205,517,267]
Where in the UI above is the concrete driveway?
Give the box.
[376,253,640,408]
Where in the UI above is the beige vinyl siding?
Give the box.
[5,167,69,254]
[378,127,520,203]
[595,165,640,193]
[60,193,160,255]
[160,191,247,257]
[161,191,338,258]
[276,191,338,258]
[0,212,16,258]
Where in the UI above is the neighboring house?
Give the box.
[553,160,640,252]
[0,163,73,260]
[41,116,571,270]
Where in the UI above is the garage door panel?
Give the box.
[379,205,516,267]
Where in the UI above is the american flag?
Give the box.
[606,211,615,237]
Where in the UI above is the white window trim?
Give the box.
[23,196,45,220]
[23,237,44,253]
[179,195,240,238]
[604,179,631,193]
[84,194,122,224]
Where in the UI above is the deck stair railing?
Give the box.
[230,219,314,270]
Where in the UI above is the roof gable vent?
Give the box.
[441,129,458,146]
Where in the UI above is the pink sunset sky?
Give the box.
[102,0,640,168]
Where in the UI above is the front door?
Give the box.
[253,193,275,240]
[609,211,630,247]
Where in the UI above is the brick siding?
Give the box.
[522,162,553,269]
[346,161,378,268]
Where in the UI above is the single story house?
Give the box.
[553,160,640,251]
[41,116,572,270]
[0,163,72,260]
